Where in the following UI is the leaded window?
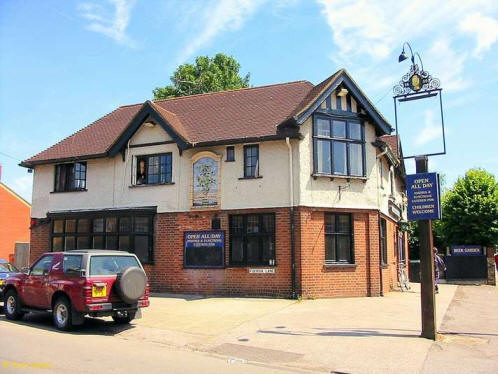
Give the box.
[325,213,354,264]
[51,214,154,263]
[54,162,87,192]
[135,153,172,185]
[229,214,275,265]
[313,115,365,177]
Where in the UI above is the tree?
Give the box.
[440,169,498,247]
[153,54,250,99]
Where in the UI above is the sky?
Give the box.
[1,0,497,201]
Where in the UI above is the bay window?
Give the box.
[313,115,365,177]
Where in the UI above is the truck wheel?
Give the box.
[53,297,73,331]
[4,289,24,320]
[112,311,136,324]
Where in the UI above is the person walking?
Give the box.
[434,247,446,293]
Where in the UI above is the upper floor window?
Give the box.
[54,162,87,192]
[226,146,235,162]
[313,115,365,177]
[243,145,259,178]
[135,153,172,185]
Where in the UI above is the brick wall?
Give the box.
[29,221,50,264]
[144,207,292,297]
[27,206,405,298]
[296,207,382,298]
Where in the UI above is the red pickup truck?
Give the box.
[3,250,150,331]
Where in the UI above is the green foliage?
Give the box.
[153,54,250,99]
[440,169,498,247]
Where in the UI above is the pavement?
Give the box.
[1,283,497,373]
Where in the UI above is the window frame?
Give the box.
[243,145,260,178]
[324,213,355,265]
[380,217,387,266]
[229,213,276,266]
[30,255,55,276]
[134,152,173,186]
[54,162,87,192]
[50,212,155,264]
[312,114,366,177]
[226,146,235,162]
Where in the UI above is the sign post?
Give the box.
[394,42,446,341]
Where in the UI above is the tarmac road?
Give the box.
[0,310,304,374]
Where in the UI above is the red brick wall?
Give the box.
[29,221,51,264]
[144,207,292,297]
[27,206,406,298]
[296,207,382,298]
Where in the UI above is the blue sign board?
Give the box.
[184,231,225,268]
[451,245,483,256]
[406,172,441,221]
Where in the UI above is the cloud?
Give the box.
[78,0,136,46]
[316,0,498,93]
[175,0,267,64]
[459,12,498,57]
[414,110,442,147]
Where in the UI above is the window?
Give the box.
[135,153,172,185]
[380,218,387,265]
[30,255,54,276]
[313,116,365,177]
[243,145,259,178]
[229,214,275,265]
[226,146,235,162]
[398,231,406,263]
[390,168,395,196]
[54,162,87,192]
[63,255,83,275]
[51,214,154,263]
[325,213,354,264]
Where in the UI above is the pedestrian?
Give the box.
[494,250,498,271]
[434,247,446,294]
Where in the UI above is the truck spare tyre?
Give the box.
[115,267,147,304]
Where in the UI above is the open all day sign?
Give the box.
[406,172,441,221]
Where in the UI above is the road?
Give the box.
[0,311,302,374]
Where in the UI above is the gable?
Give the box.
[129,118,173,146]
[293,70,392,135]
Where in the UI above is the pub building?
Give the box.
[23,69,409,298]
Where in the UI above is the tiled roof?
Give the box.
[380,135,400,156]
[22,70,393,167]
[23,80,313,166]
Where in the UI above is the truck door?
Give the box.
[22,254,55,309]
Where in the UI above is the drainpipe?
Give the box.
[286,137,297,299]
[376,148,387,297]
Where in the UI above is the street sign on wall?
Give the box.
[406,172,441,221]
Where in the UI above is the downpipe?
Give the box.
[286,137,297,299]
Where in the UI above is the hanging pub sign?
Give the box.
[450,245,483,256]
[191,151,222,209]
[406,172,441,221]
[184,231,225,268]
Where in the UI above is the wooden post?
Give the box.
[416,156,436,340]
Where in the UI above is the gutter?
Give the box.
[286,137,297,299]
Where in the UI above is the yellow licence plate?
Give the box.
[0,280,4,285]
[92,285,107,298]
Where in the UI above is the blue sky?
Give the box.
[1,0,497,201]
